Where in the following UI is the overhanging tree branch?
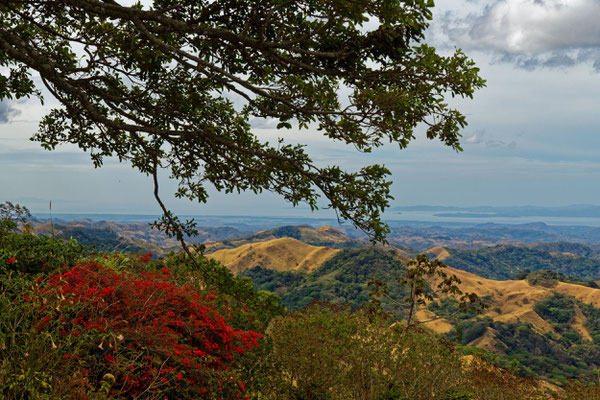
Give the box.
[0,0,485,243]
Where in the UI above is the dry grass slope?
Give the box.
[424,266,600,341]
[427,246,450,261]
[207,237,339,275]
[204,225,358,253]
[314,225,353,242]
[414,309,454,334]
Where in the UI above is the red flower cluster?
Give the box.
[6,257,16,264]
[30,262,261,398]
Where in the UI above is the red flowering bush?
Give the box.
[28,261,262,399]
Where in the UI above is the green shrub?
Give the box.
[0,271,68,399]
[264,304,466,400]
[462,322,487,344]
[0,231,87,274]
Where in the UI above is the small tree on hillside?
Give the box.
[369,254,487,329]
[0,1,485,252]
[401,254,487,328]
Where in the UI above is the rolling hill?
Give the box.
[240,246,410,315]
[421,266,600,383]
[425,244,600,281]
[203,225,363,253]
[30,219,251,255]
[212,236,600,384]
[427,266,600,334]
[206,237,340,274]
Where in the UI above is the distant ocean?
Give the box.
[385,211,600,227]
[32,211,600,228]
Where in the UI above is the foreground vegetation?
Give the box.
[2,209,600,398]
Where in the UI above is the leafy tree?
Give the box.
[0,202,30,234]
[0,202,87,274]
[371,254,487,329]
[0,0,484,245]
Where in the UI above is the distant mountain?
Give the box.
[526,242,600,258]
[385,223,600,250]
[204,225,364,252]
[427,245,600,280]
[392,204,600,218]
[33,221,164,254]
[30,219,251,255]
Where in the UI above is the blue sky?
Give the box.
[1,0,600,216]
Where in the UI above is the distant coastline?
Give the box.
[393,204,600,219]
[434,212,498,218]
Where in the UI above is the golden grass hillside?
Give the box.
[313,225,353,242]
[426,245,450,261]
[207,237,340,275]
[422,266,600,342]
[203,225,360,253]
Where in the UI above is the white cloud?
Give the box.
[464,129,517,149]
[464,129,486,144]
[441,0,600,69]
[0,101,20,123]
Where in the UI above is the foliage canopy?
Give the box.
[0,0,484,240]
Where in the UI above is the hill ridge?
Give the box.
[207,237,340,274]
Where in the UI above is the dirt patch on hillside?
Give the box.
[315,225,352,242]
[427,246,450,261]
[415,309,454,334]
[571,304,593,342]
[468,327,502,353]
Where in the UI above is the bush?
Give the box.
[0,270,71,399]
[264,304,465,400]
[2,261,262,399]
[464,357,542,400]
[0,231,87,274]
[158,252,286,334]
[556,378,600,400]
[462,322,487,345]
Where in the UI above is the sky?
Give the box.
[1,0,600,216]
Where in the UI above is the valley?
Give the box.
[20,216,600,385]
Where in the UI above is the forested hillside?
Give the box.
[241,247,410,316]
[233,237,600,385]
[437,245,600,280]
[29,219,251,255]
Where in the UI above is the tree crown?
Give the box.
[0,0,485,241]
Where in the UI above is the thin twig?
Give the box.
[152,159,208,279]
